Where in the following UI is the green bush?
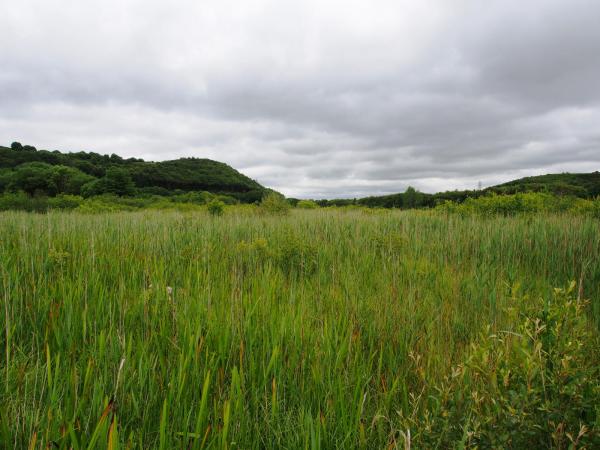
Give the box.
[234,237,271,275]
[47,194,83,210]
[260,192,291,215]
[234,234,317,277]
[0,191,48,212]
[207,199,225,216]
[296,199,319,209]
[81,167,135,197]
[437,192,600,217]
[402,282,600,448]
[275,233,318,276]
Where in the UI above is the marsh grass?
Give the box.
[0,209,599,448]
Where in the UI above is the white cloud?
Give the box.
[1,0,599,198]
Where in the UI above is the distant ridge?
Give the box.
[312,171,600,208]
[0,143,267,202]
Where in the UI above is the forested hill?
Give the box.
[492,172,600,197]
[0,142,266,202]
[315,171,600,208]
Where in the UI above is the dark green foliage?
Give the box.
[337,172,600,210]
[81,167,135,197]
[0,191,49,212]
[7,162,57,195]
[127,158,264,198]
[316,198,357,207]
[358,186,433,209]
[47,195,83,210]
[493,172,600,197]
[6,162,92,196]
[0,143,267,202]
[50,165,96,195]
[0,169,11,192]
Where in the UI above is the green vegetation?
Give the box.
[1,208,599,448]
[296,199,319,209]
[318,172,600,209]
[436,192,600,217]
[3,142,599,214]
[494,172,600,197]
[0,143,267,204]
[207,199,225,216]
[260,192,291,215]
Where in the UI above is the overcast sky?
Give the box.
[1,0,599,198]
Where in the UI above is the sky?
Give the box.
[1,0,599,198]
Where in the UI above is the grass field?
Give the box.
[1,209,599,448]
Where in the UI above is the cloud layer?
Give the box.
[1,0,599,197]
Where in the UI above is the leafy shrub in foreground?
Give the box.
[402,282,600,448]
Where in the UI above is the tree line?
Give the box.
[0,142,266,203]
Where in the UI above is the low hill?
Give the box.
[491,172,600,197]
[0,143,266,202]
[316,171,600,208]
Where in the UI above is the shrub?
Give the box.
[436,192,600,217]
[296,199,319,209]
[234,234,317,277]
[276,233,318,276]
[234,237,271,274]
[81,167,135,197]
[402,282,600,448]
[77,195,140,213]
[207,199,225,216]
[260,192,291,215]
[48,194,83,210]
[0,191,48,212]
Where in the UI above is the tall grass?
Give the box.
[1,209,599,448]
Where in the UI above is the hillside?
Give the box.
[0,143,266,202]
[314,171,600,208]
[492,172,600,197]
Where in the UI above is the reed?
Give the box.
[1,208,598,448]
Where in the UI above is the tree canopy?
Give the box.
[0,143,267,202]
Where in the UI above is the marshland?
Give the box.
[2,208,599,448]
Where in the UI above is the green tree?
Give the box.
[8,162,57,195]
[403,186,422,209]
[10,142,23,151]
[50,166,95,195]
[82,167,135,197]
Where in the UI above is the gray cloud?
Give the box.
[1,0,599,198]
